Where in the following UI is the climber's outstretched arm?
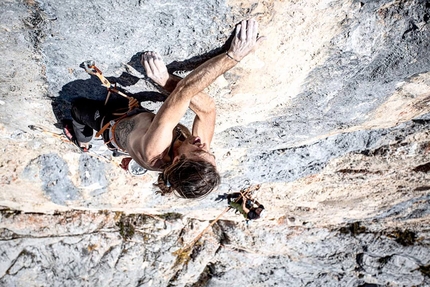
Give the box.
[142,52,216,148]
[140,19,262,163]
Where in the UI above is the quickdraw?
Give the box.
[82,60,142,148]
[83,60,140,109]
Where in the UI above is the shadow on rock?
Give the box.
[50,73,162,129]
[51,42,231,130]
[125,33,232,75]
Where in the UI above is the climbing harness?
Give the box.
[81,60,151,174]
[95,107,150,153]
[82,60,144,152]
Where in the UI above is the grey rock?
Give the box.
[23,153,80,204]
[1,0,430,286]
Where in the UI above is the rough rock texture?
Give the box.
[1,0,430,286]
[1,208,429,286]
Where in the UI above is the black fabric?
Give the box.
[247,210,259,220]
[70,97,151,150]
[246,205,265,220]
[71,98,106,143]
[62,120,91,152]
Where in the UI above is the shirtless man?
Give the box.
[69,18,262,198]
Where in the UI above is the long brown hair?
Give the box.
[155,156,220,198]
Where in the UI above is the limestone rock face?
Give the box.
[1,0,430,286]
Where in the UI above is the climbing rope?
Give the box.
[172,184,261,263]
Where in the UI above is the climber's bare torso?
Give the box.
[114,111,195,171]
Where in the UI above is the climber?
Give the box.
[216,192,265,220]
[65,18,263,199]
